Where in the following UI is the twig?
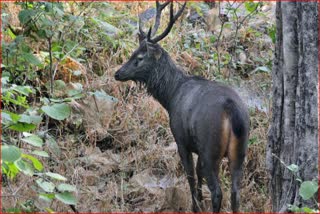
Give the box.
[3,177,33,198]
[48,36,53,95]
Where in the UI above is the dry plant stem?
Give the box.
[227,2,261,80]
[48,36,53,95]
[120,176,125,211]
[227,2,243,80]
[216,1,233,75]
[6,48,9,65]
[2,177,33,200]
[215,2,224,74]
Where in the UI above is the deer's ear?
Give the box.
[146,42,162,60]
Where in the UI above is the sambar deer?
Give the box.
[115,1,249,212]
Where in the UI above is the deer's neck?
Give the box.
[146,55,187,110]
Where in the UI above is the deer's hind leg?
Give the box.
[228,133,246,213]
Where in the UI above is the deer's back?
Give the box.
[168,77,249,154]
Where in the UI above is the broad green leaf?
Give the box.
[3,111,21,123]
[57,183,76,192]
[2,162,20,179]
[1,112,12,124]
[21,134,43,147]
[46,135,61,157]
[244,2,258,13]
[302,207,317,213]
[45,172,67,181]
[41,103,71,120]
[2,145,21,162]
[39,193,55,202]
[55,192,77,205]
[14,159,34,176]
[287,164,299,173]
[288,204,300,212]
[22,154,43,171]
[22,52,42,66]
[299,181,318,200]
[89,90,118,103]
[19,114,42,125]
[12,85,33,96]
[32,150,49,158]
[36,178,55,193]
[9,123,36,132]
[18,9,36,25]
[2,111,21,123]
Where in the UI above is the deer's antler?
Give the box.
[148,1,186,43]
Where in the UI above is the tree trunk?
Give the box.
[266,2,318,212]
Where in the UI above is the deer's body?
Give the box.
[114,2,249,212]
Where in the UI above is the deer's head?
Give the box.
[114,1,186,83]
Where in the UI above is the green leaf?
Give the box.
[19,114,42,125]
[41,103,71,120]
[244,2,258,13]
[32,150,49,158]
[288,204,301,212]
[2,162,20,179]
[302,207,316,213]
[21,133,43,147]
[55,192,77,205]
[22,154,43,171]
[22,52,42,66]
[89,89,118,103]
[45,172,67,181]
[2,145,21,162]
[46,135,61,157]
[287,164,299,173]
[14,159,34,176]
[57,183,76,192]
[7,27,16,39]
[9,123,36,132]
[299,181,318,200]
[12,85,33,96]
[209,35,217,43]
[2,111,21,123]
[254,66,271,73]
[18,9,36,25]
[39,193,55,202]
[36,178,55,193]
[268,24,276,44]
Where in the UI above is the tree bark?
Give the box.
[266,2,318,212]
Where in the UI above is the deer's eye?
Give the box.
[137,56,144,61]
[135,55,144,66]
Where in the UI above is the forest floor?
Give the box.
[2,1,275,212]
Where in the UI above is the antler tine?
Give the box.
[149,1,186,44]
[151,1,171,37]
[138,16,146,39]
